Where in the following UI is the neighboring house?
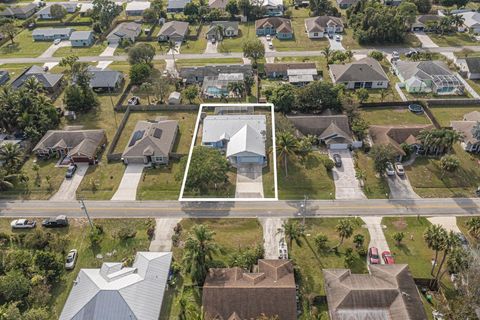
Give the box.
[179,64,253,84]
[33,129,106,164]
[254,0,284,16]
[107,22,142,44]
[201,73,245,98]
[411,14,441,32]
[60,252,172,320]
[287,114,359,149]
[209,0,228,9]
[457,57,480,80]
[32,27,74,41]
[202,115,267,166]
[0,71,9,86]
[304,16,343,38]
[122,120,178,165]
[324,265,428,320]
[203,260,296,320]
[167,0,191,12]
[337,0,359,9]
[393,60,464,94]
[79,2,93,15]
[456,11,480,33]
[36,2,78,19]
[264,62,319,85]
[206,21,239,41]
[69,30,94,47]
[125,1,150,16]
[369,124,433,160]
[11,65,64,93]
[255,17,293,39]
[86,67,124,91]
[451,111,480,153]
[329,57,389,89]
[0,3,36,19]
[157,21,189,42]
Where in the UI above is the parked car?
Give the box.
[53,38,61,45]
[211,37,216,44]
[405,49,420,58]
[65,163,77,179]
[127,96,140,106]
[386,162,395,176]
[368,247,380,264]
[333,154,342,167]
[65,249,78,270]
[395,163,405,176]
[382,251,395,264]
[42,215,69,228]
[392,51,400,59]
[266,34,271,41]
[268,41,273,49]
[11,219,36,229]
[335,35,341,41]
[328,33,334,39]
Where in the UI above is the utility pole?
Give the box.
[300,194,308,226]
[79,199,94,229]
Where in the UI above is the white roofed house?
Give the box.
[60,252,172,320]
[255,0,284,17]
[202,115,267,167]
[456,11,480,33]
[125,1,151,16]
[287,68,319,86]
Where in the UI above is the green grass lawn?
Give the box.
[429,33,478,47]
[0,29,52,58]
[0,218,152,318]
[406,144,480,198]
[428,104,480,127]
[278,153,335,200]
[272,19,329,52]
[290,218,369,319]
[354,151,389,199]
[161,218,263,319]
[342,29,421,50]
[360,106,431,125]
[181,25,207,54]
[218,23,256,53]
[263,150,276,198]
[137,161,185,200]
[456,217,479,247]
[175,58,243,68]
[52,42,107,57]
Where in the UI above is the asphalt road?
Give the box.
[0,198,479,218]
[2,46,480,65]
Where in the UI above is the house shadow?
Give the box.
[452,197,479,215]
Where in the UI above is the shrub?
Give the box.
[117,226,137,241]
[323,158,335,171]
[368,50,384,61]
[24,230,51,250]
[171,233,180,247]
[314,233,329,251]
[0,232,10,246]
[89,225,104,247]
[353,234,365,248]
[147,226,155,240]
[344,248,356,268]
[393,232,405,245]
[356,246,367,257]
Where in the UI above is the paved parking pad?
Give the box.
[50,164,88,201]
[235,164,264,198]
[111,164,145,201]
[329,150,366,200]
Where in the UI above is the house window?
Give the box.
[377,82,384,86]
[154,156,165,163]
[313,32,318,36]
[364,82,372,88]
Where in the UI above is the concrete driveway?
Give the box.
[235,164,264,198]
[149,218,181,251]
[427,217,460,233]
[50,164,88,201]
[205,40,218,53]
[362,217,391,264]
[329,150,366,200]
[386,174,420,199]
[260,218,284,259]
[413,32,438,48]
[328,35,345,51]
[259,37,275,63]
[96,43,119,69]
[39,40,72,58]
[111,164,145,201]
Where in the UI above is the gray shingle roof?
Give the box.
[0,3,36,16]
[255,17,293,34]
[107,22,141,41]
[32,27,74,37]
[330,57,389,82]
[69,30,93,41]
[11,65,63,90]
[287,114,353,142]
[464,57,480,74]
[206,21,239,35]
[33,129,106,158]
[395,60,454,81]
[157,21,189,37]
[305,16,343,33]
[85,67,123,89]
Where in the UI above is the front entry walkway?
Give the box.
[235,164,264,198]
[111,164,144,201]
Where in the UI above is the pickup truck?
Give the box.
[10,219,36,229]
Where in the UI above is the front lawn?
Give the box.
[0,29,52,58]
[354,151,389,199]
[406,144,480,198]
[360,106,431,125]
[218,23,256,53]
[429,33,478,47]
[52,42,107,57]
[428,104,480,127]
[278,153,335,200]
[272,19,329,52]
[175,58,243,68]
[181,25,207,54]
[456,217,479,246]
[342,29,421,50]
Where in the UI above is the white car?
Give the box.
[392,51,400,59]
[335,35,341,41]
[10,219,36,229]
[385,162,395,176]
[65,249,78,270]
[266,34,271,41]
[53,38,61,45]
[395,163,405,176]
[268,41,273,49]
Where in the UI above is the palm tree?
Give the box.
[334,219,354,249]
[139,82,153,105]
[227,82,245,100]
[282,220,305,249]
[452,15,465,28]
[322,47,332,65]
[466,217,480,239]
[423,224,448,276]
[182,224,219,285]
[23,77,44,94]
[0,142,23,173]
[275,131,298,177]
[345,50,353,62]
[434,231,460,286]
[0,169,17,191]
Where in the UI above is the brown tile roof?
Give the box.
[264,62,316,74]
[324,265,427,320]
[33,130,106,159]
[368,124,433,156]
[287,114,353,139]
[305,16,343,33]
[202,260,296,320]
[255,17,293,34]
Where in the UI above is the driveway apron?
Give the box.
[50,163,88,201]
[111,164,145,201]
[235,164,264,198]
[362,216,391,264]
[386,174,420,199]
[149,218,181,251]
[329,150,366,200]
[260,218,284,259]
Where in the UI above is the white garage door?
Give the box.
[329,144,348,150]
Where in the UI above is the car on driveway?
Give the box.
[53,38,61,45]
[268,41,273,49]
[335,35,341,41]
[333,154,342,167]
[382,251,395,264]
[65,249,78,270]
[386,162,395,176]
[42,215,69,228]
[392,51,400,59]
[405,49,420,58]
[11,219,36,229]
[369,247,380,264]
[65,164,77,179]
[395,163,405,176]
[266,34,271,41]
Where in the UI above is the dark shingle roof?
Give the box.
[330,57,389,82]
[369,124,433,156]
[33,130,106,158]
[11,65,63,90]
[465,57,480,73]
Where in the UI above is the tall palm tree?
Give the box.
[282,220,305,249]
[0,142,23,173]
[322,47,332,65]
[182,224,219,286]
[227,82,245,99]
[466,217,480,239]
[275,131,298,177]
[423,224,448,276]
[23,77,44,94]
[334,219,354,249]
[434,231,460,285]
[0,170,17,191]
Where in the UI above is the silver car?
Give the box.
[65,249,78,270]
[386,162,395,176]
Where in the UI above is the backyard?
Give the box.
[359,106,431,125]
[428,104,480,127]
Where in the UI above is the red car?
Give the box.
[382,251,395,264]
[368,247,380,264]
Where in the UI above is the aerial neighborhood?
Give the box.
[0,0,479,318]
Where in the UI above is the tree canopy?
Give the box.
[295,81,343,113]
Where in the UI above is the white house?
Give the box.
[36,2,78,19]
[456,11,480,33]
[451,111,480,153]
[304,16,343,38]
[254,0,284,16]
[456,57,480,80]
[125,1,151,16]
[59,252,172,320]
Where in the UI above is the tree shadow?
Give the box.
[0,42,20,54]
